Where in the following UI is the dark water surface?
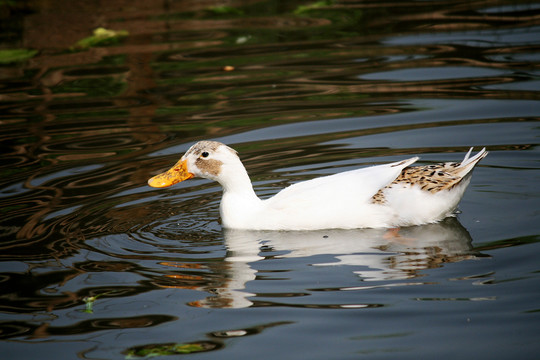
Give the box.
[1,1,539,359]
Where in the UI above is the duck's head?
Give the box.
[148,141,240,188]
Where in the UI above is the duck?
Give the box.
[148,141,487,230]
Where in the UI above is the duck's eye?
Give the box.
[201,151,209,158]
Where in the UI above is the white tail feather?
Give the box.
[457,147,488,177]
[462,147,473,164]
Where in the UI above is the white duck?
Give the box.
[148,141,487,230]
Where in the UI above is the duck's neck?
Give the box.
[219,164,259,199]
[218,164,262,229]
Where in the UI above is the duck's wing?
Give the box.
[266,157,419,208]
[383,148,488,194]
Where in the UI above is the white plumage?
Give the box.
[148,141,487,230]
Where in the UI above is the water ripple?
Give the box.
[0,1,538,356]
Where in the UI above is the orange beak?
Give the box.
[147,159,194,188]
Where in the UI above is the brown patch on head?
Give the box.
[195,157,223,177]
[185,141,234,177]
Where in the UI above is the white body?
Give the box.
[220,158,415,230]
[150,141,487,230]
[219,158,475,230]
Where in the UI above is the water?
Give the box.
[1,0,539,359]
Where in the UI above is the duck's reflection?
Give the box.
[192,218,480,308]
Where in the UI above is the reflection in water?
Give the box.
[193,218,479,309]
[0,314,176,340]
